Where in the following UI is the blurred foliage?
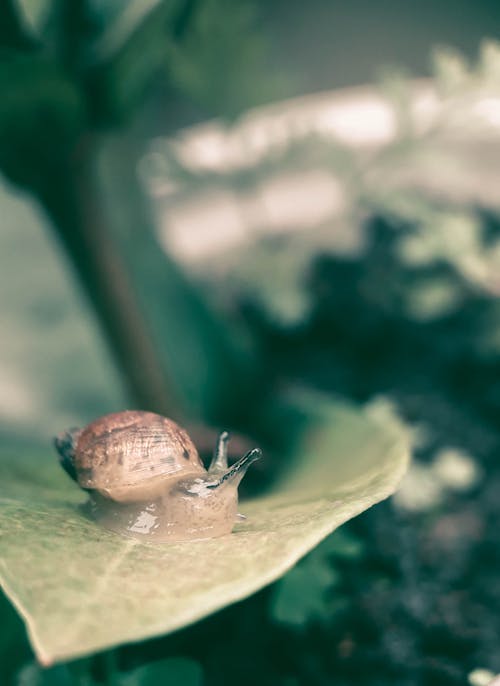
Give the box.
[111,41,500,686]
[1,0,283,134]
[14,657,202,686]
[165,0,288,117]
[271,530,363,629]
[0,0,289,428]
[0,52,83,189]
[151,41,500,318]
[121,658,202,686]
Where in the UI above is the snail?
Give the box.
[54,410,261,542]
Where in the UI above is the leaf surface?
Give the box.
[0,399,408,664]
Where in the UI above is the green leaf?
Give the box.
[0,53,84,189]
[89,0,175,57]
[15,661,76,686]
[13,0,46,32]
[122,657,202,686]
[0,590,32,683]
[5,0,49,47]
[86,0,181,124]
[0,397,408,665]
[164,0,288,117]
[270,529,363,629]
[270,545,340,629]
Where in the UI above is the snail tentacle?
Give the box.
[207,448,262,489]
[208,430,230,472]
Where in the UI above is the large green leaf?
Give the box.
[0,398,408,665]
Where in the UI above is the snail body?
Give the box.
[54,410,261,542]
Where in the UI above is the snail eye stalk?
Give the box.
[206,448,262,489]
[209,430,230,472]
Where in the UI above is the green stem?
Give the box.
[93,134,262,425]
[37,136,181,416]
[36,133,262,425]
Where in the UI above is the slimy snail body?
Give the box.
[54,410,261,542]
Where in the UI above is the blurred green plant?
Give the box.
[165,0,287,117]
[15,656,202,686]
[270,530,363,629]
[152,40,500,328]
[0,0,285,429]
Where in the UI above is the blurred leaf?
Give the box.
[0,52,84,189]
[0,396,408,664]
[86,0,286,123]
[5,0,48,48]
[15,662,76,686]
[319,528,364,560]
[270,544,340,629]
[0,591,32,684]
[431,45,470,93]
[479,38,500,83]
[270,529,363,629]
[8,0,51,44]
[90,0,175,58]
[122,657,202,686]
[165,0,287,117]
[8,1,186,125]
[86,0,181,124]
[12,0,89,58]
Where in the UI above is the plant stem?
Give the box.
[36,133,262,425]
[37,136,181,416]
[92,134,262,426]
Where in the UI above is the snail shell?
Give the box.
[69,411,204,503]
[54,410,261,543]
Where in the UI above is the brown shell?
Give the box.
[73,410,204,491]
